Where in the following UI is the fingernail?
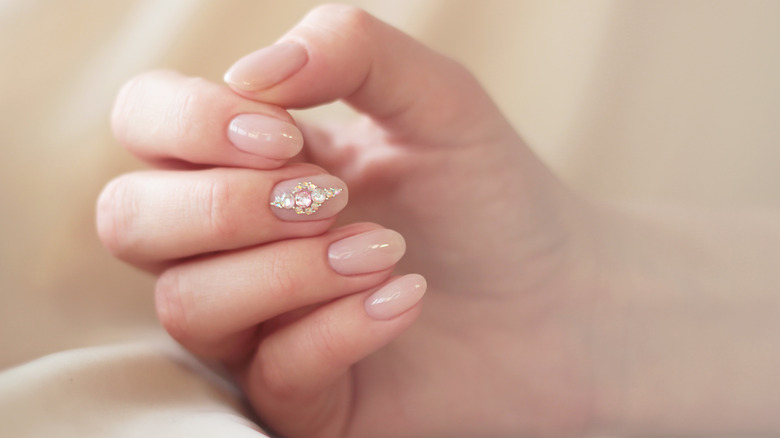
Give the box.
[328,229,406,276]
[228,114,303,159]
[270,176,347,221]
[365,274,427,320]
[224,41,308,91]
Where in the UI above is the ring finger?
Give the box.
[154,222,408,361]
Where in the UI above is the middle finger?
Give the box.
[96,164,348,268]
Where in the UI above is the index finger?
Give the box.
[112,70,304,170]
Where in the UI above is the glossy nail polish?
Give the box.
[227,114,303,159]
[328,229,406,276]
[224,41,308,91]
[365,274,427,320]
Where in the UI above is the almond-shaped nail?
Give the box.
[228,114,303,159]
[224,41,308,91]
[365,274,427,320]
[270,175,347,221]
[329,229,406,276]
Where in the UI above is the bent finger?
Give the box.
[155,223,407,361]
[96,164,347,268]
[244,274,426,438]
[112,70,303,169]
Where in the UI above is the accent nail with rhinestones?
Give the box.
[270,181,343,215]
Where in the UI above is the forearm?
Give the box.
[595,203,780,435]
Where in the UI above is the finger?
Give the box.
[155,223,408,361]
[112,70,303,169]
[245,274,426,438]
[224,5,512,147]
[96,164,347,269]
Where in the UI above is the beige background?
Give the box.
[1,1,778,435]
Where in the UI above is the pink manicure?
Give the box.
[224,41,308,91]
[228,114,303,159]
[328,229,406,276]
[365,274,427,320]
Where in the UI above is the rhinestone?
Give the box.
[280,193,295,209]
[311,188,327,203]
[295,190,312,207]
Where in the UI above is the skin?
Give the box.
[98,5,780,438]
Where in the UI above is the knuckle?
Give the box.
[448,57,477,83]
[199,175,240,242]
[308,4,374,35]
[262,244,300,301]
[110,75,141,144]
[96,175,140,258]
[155,268,193,344]
[255,312,344,399]
[306,312,343,364]
[256,344,299,398]
[451,61,483,96]
[112,71,223,155]
[167,76,214,141]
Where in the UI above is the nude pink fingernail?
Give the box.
[228,114,303,159]
[270,175,347,221]
[365,274,427,320]
[224,41,308,91]
[328,229,406,276]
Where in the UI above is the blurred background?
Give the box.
[1,0,779,370]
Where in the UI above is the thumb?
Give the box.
[223,4,511,147]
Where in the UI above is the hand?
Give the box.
[101,5,607,438]
[101,4,780,438]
